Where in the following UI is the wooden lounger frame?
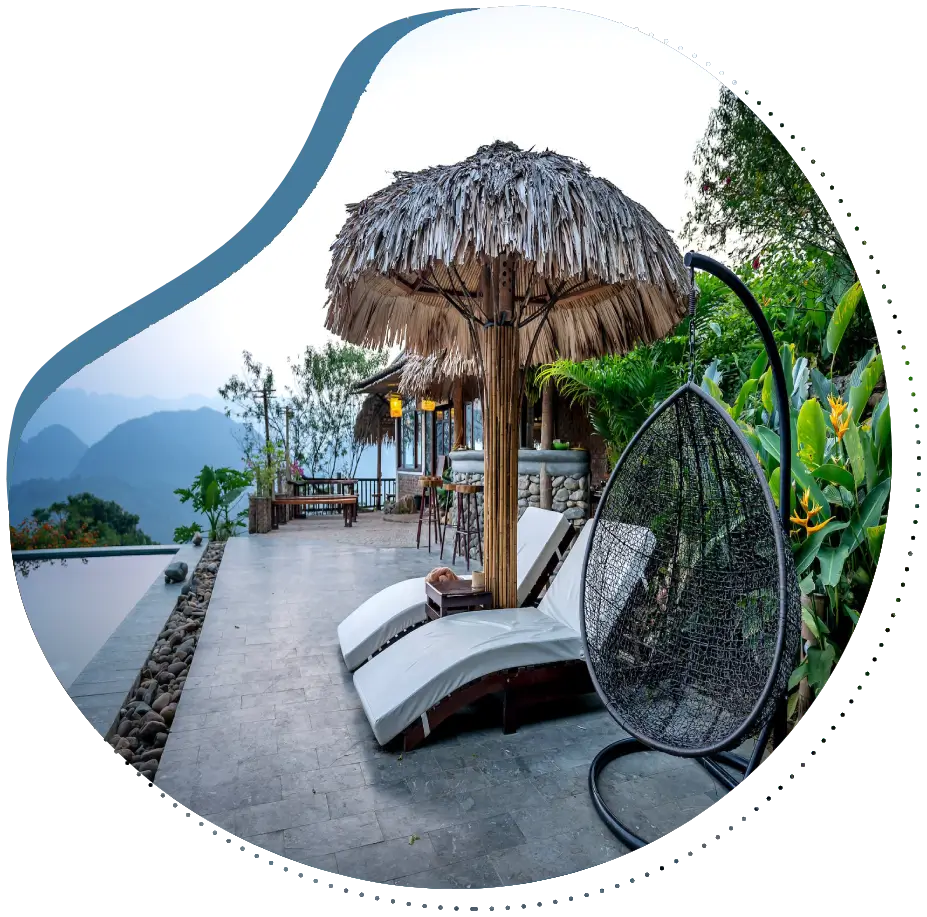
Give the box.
[360,522,579,668]
[400,658,594,751]
[272,495,358,527]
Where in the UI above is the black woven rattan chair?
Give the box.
[579,252,801,848]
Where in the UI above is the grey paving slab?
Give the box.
[151,526,741,889]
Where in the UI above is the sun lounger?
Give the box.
[353,520,657,748]
[337,507,574,672]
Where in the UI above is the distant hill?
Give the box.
[22,388,226,445]
[10,425,88,486]
[9,408,248,543]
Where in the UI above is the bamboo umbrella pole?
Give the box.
[479,254,520,609]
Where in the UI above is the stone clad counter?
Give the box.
[448,450,590,558]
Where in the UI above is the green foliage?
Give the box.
[797,399,827,468]
[25,493,153,546]
[535,352,676,464]
[220,343,387,478]
[174,465,252,542]
[824,282,865,362]
[716,345,890,712]
[682,87,848,266]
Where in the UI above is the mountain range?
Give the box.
[10,390,396,543]
[21,388,226,445]
[10,407,247,542]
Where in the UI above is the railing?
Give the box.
[287,477,395,513]
[355,477,396,509]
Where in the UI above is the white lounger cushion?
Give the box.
[354,523,593,745]
[338,508,571,672]
[354,607,582,745]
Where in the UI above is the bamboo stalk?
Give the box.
[481,253,520,609]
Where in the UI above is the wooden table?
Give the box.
[425,579,493,620]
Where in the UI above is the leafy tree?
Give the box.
[219,352,298,468]
[219,344,387,479]
[18,493,153,547]
[683,86,849,268]
[682,89,876,369]
[289,342,387,477]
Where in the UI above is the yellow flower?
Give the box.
[834,408,852,442]
[828,395,851,441]
[791,490,828,535]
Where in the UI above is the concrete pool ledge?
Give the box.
[67,543,204,735]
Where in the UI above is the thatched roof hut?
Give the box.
[353,393,395,446]
[398,350,480,402]
[325,140,688,607]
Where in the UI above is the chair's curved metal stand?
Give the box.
[587,251,793,849]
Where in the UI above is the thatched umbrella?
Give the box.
[326,140,689,607]
[353,394,395,509]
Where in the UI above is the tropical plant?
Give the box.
[705,335,890,720]
[535,352,676,464]
[173,465,252,542]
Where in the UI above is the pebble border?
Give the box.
[107,541,225,780]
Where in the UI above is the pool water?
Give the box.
[13,555,170,689]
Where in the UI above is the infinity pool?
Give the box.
[13,554,170,689]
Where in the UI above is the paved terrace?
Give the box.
[155,519,738,888]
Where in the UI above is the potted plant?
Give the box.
[246,443,286,534]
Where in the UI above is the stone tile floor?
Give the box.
[155,526,750,888]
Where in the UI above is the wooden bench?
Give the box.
[272,495,358,527]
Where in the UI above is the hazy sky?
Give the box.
[64,6,721,400]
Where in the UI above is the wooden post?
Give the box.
[480,253,520,610]
[262,387,272,498]
[539,381,554,510]
[452,379,466,450]
[376,425,383,510]
[284,408,292,519]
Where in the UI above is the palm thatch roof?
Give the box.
[398,350,480,402]
[326,141,689,364]
[353,354,407,395]
[353,393,395,446]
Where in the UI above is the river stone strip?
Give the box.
[104,542,226,781]
[68,543,202,734]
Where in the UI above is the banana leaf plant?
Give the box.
[702,327,890,720]
[174,465,253,542]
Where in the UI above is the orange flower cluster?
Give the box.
[9,519,99,551]
[790,489,832,536]
[828,395,851,442]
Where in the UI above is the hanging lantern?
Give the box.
[420,397,436,412]
[388,393,402,418]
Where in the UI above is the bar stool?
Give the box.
[451,483,483,570]
[416,475,444,553]
[439,481,456,560]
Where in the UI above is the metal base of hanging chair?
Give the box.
[588,712,781,850]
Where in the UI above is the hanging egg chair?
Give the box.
[580,252,801,848]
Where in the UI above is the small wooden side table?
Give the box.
[424,579,494,620]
